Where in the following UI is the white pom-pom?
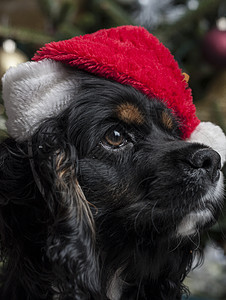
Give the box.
[187,122,226,167]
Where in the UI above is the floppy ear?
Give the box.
[0,133,101,298]
[31,122,101,298]
[0,138,47,299]
[1,59,101,298]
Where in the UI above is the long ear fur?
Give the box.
[32,120,101,299]
[0,120,101,299]
[0,139,50,299]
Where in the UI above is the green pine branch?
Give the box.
[0,25,53,45]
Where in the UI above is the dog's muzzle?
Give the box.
[176,147,223,236]
[186,148,221,183]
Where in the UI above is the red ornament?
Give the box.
[202,20,226,67]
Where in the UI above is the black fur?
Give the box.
[0,71,223,299]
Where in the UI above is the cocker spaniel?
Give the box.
[0,26,225,300]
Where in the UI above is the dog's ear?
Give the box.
[0,139,17,250]
[31,121,101,298]
[0,138,31,245]
[0,138,41,298]
[0,127,101,298]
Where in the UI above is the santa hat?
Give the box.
[1,25,226,164]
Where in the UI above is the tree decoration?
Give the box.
[202,17,226,67]
[0,39,28,78]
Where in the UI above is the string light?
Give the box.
[0,39,28,77]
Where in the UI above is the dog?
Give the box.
[0,67,224,300]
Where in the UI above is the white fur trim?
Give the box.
[187,122,226,167]
[2,59,78,141]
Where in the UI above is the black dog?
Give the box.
[0,70,224,300]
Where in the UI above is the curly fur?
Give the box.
[0,70,223,300]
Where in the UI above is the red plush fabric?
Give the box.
[33,25,200,139]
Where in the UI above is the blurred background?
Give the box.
[0,0,226,299]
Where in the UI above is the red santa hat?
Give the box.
[32,25,198,139]
[1,26,226,164]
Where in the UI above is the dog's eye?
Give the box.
[104,129,126,148]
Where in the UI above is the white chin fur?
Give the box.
[187,122,226,167]
[177,209,212,236]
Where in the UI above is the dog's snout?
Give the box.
[188,148,221,183]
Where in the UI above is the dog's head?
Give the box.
[0,26,226,300]
[53,70,223,238]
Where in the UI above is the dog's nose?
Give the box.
[188,148,221,183]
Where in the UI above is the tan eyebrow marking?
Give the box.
[116,103,144,124]
[162,111,173,129]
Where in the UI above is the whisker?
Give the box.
[134,201,151,234]
[168,237,183,253]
